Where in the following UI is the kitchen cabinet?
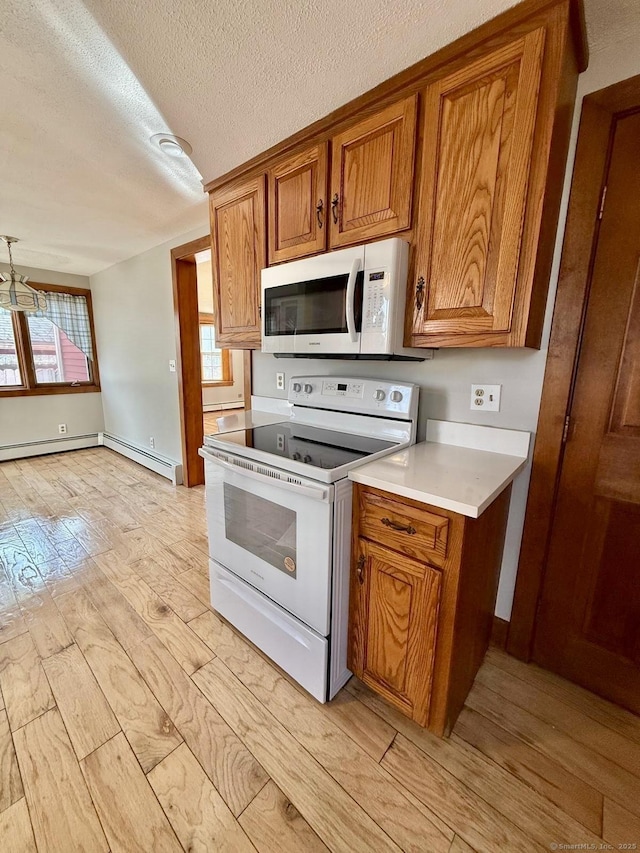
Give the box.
[205,0,584,351]
[210,174,266,348]
[409,28,551,347]
[329,96,417,248]
[268,143,328,264]
[350,537,441,726]
[348,483,511,735]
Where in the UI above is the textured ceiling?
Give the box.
[1,0,639,275]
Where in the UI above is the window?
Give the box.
[199,313,232,386]
[0,283,100,397]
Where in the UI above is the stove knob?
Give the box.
[292,452,301,461]
[303,383,313,394]
[303,455,312,464]
[292,382,302,393]
[390,390,403,403]
[374,389,386,401]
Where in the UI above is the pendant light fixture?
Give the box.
[0,236,47,313]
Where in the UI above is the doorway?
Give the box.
[171,236,251,487]
[508,75,640,713]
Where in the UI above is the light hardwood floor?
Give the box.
[0,447,639,852]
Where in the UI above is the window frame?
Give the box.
[0,282,101,397]
[199,312,233,387]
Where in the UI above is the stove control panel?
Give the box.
[321,380,364,399]
[288,376,417,420]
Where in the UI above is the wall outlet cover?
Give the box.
[276,372,285,391]
[58,424,67,434]
[470,384,501,412]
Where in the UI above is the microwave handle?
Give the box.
[345,257,360,343]
[199,448,329,501]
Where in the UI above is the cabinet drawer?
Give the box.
[358,488,448,566]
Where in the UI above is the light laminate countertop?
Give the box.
[349,420,530,518]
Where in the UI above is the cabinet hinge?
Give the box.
[598,185,608,220]
[258,305,262,319]
[562,415,571,443]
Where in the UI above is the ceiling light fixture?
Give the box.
[150,133,193,158]
[0,237,47,313]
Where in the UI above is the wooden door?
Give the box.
[410,29,545,347]
[348,538,441,726]
[268,143,328,264]
[533,110,640,713]
[210,175,266,348]
[329,95,417,248]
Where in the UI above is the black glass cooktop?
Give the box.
[212,422,395,470]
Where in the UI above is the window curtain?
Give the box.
[36,292,94,361]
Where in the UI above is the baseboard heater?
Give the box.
[0,433,99,462]
[99,433,183,485]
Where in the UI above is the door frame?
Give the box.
[507,73,640,659]
[171,235,252,487]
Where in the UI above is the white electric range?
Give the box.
[199,376,418,701]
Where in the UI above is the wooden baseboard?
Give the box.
[491,616,510,650]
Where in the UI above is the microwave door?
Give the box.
[262,245,364,354]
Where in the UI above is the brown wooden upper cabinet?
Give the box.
[329,95,417,248]
[210,174,266,348]
[409,29,547,348]
[268,143,328,264]
[206,0,585,351]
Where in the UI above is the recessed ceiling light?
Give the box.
[150,133,193,158]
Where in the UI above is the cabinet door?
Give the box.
[210,175,266,348]
[349,538,441,726]
[410,29,545,346]
[268,143,328,264]
[329,95,417,248]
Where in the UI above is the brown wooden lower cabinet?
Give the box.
[348,483,512,736]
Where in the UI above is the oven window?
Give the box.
[264,272,363,336]
[223,484,297,578]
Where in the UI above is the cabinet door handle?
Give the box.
[381,517,417,535]
[331,193,339,225]
[356,554,366,584]
[416,277,426,311]
[316,199,324,229]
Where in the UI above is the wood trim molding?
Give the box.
[172,235,211,488]
[507,73,640,659]
[203,0,587,193]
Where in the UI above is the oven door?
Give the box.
[261,245,364,355]
[201,449,333,636]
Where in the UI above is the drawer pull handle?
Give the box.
[381,517,417,535]
[356,554,366,584]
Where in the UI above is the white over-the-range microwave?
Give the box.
[261,238,432,359]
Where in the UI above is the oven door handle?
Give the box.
[199,448,329,501]
[345,257,360,343]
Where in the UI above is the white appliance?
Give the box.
[199,376,419,702]
[261,237,432,359]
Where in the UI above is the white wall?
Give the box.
[90,224,208,463]
[252,38,640,621]
[0,263,105,452]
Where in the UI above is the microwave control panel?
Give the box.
[362,269,388,333]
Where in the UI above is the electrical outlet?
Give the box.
[150,437,155,449]
[169,360,176,373]
[276,372,285,391]
[58,424,67,435]
[470,384,501,412]
[276,433,285,452]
